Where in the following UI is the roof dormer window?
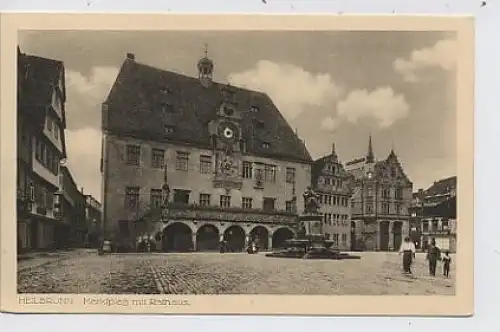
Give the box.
[250,105,259,113]
[262,142,270,149]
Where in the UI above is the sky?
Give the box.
[19,30,457,202]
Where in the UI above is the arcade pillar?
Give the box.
[388,221,394,251]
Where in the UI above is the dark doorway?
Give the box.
[379,221,390,251]
[196,224,220,251]
[30,220,39,250]
[162,222,193,252]
[223,226,246,252]
[350,221,357,251]
[392,222,403,251]
[272,227,294,249]
[250,226,269,250]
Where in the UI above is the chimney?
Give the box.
[126,53,135,61]
[80,187,84,194]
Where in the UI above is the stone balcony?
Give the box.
[136,203,299,226]
[168,203,298,225]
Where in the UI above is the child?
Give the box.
[442,250,452,278]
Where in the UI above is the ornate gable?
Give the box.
[375,150,411,186]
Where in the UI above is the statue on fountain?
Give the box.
[303,186,321,215]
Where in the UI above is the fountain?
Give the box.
[266,187,361,260]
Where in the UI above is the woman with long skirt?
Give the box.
[399,236,416,274]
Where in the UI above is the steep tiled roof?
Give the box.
[17,49,68,158]
[425,176,457,197]
[18,52,66,107]
[103,57,312,163]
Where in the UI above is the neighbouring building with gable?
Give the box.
[311,144,353,251]
[409,176,457,252]
[17,48,69,252]
[345,136,413,251]
[100,51,313,252]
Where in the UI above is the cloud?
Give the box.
[228,60,342,119]
[320,116,339,132]
[393,39,457,82]
[62,66,118,200]
[65,66,119,130]
[65,128,102,201]
[336,87,410,128]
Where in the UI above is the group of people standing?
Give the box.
[398,236,452,278]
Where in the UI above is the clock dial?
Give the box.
[217,121,239,142]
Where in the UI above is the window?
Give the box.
[125,187,140,209]
[382,188,390,198]
[119,220,130,237]
[54,124,59,140]
[150,189,163,208]
[442,220,449,230]
[164,125,175,134]
[263,197,276,212]
[286,167,296,183]
[250,105,259,112]
[367,186,373,197]
[199,155,212,174]
[432,220,439,232]
[199,193,211,206]
[264,164,276,183]
[325,233,331,240]
[242,197,253,209]
[324,177,331,185]
[423,221,429,232]
[342,234,347,246]
[160,103,174,113]
[242,162,253,179]
[382,203,390,214]
[151,148,165,169]
[395,203,401,215]
[173,189,190,204]
[395,188,403,200]
[391,166,397,178]
[333,234,339,246]
[366,203,373,214]
[175,151,189,171]
[220,195,231,208]
[262,142,270,149]
[47,117,52,132]
[46,191,54,210]
[328,196,332,205]
[285,200,294,212]
[126,145,141,165]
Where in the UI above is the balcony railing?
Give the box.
[168,203,297,224]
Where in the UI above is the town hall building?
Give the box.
[345,136,413,251]
[100,51,313,252]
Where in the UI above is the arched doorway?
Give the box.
[392,221,403,251]
[223,225,246,252]
[250,226,269,250]
[162,222,193,252]
[379,221,390,251]
[196,224,220,251]
[272,227,294,249]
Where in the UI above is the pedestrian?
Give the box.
[426,238,441,276]
[442,250,452,278]
[398,236,416,274]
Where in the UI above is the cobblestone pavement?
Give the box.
[18,252,455,295]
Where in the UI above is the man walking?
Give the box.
[426,238,441,276]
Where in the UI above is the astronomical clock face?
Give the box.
[217,121,239,143]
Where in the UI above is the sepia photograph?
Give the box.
[1,14,474,315]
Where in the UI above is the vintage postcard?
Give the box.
[0,13,474,316]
